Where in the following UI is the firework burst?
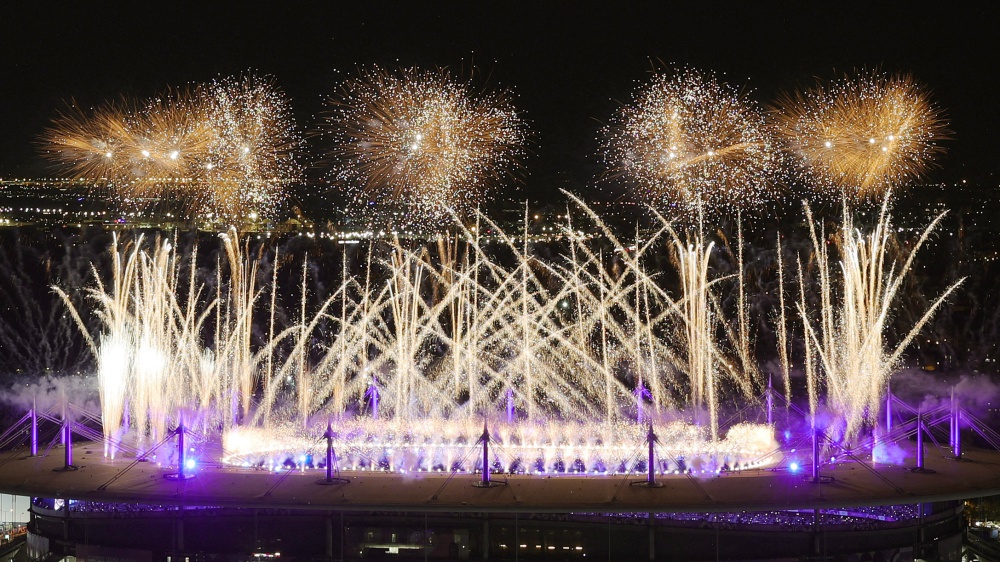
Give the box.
[773,72,948,199]
[42,100,136,185]
[324,67,526,225]
[199,75,303,219]
[603,68,782,214]
[128,88,214,199]
[41,74,303,222]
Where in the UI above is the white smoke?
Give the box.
[889,368,1000,415]
[2,374,99,417]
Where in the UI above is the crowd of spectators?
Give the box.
[653,505,920,530]
[32,496,920,530]
[563,505,920,530]
[32,498,219,518]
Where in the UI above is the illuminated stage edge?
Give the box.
[1,440,999,513]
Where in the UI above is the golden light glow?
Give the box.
[324,66,526,225]
[41,74,303,221]
[773,72,948,199]
[603,68,782,213]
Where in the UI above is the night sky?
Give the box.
[2,1,996,201]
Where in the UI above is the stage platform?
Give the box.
[1,441,998,512]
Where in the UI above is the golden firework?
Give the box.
[773,72,948,199]
[129,88,214,200]
[200,75,303,219]
[41,74,302,222]
[603,68,782,213]
[325,67,526,224]
[42,100,135,185]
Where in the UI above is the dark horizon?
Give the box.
[2,2,997,202]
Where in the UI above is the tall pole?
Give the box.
[916,412,924,470]
[885,388,893,432]
[53,408,76,472]
[29,404,38,457]
[325,423,335,482]
[316,423,348,485]
[63,418,72,468]
[949,388,956,450]
[953,402,962,460]
[480,423,491,487]
[631,424,663,488]
[177,420,186,479]
[766,376,774,426]
[647,424,657,486]
[871,426,879,466]
[471,422,502,488]
[165,417,193,481]
[811,418,820,483]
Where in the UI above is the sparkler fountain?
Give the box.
[47,200,796,476]
[37,186,960,482]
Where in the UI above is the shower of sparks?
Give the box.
[55,198,779,465]
[49,194,958,469]
[324,66,527,226]
[603,68,782,214]
[797,196,963,442]
[199,75,304,219]
[41,74,303,222]
[773,72,948,199]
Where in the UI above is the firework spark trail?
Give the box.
[603,68,782,214]
[129,88,214,196]
[565,193,755,439]
[797,195,964,442]
[773,72,948,199]
[774,237,792,403]
[795,255,818,417]
[42,101,136,185]
[676,231,718,439]
[41,74,303,222]
[324,67,526,225]
[51,194,957,468]
[200,75,302,220]
[57,199,760,458]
